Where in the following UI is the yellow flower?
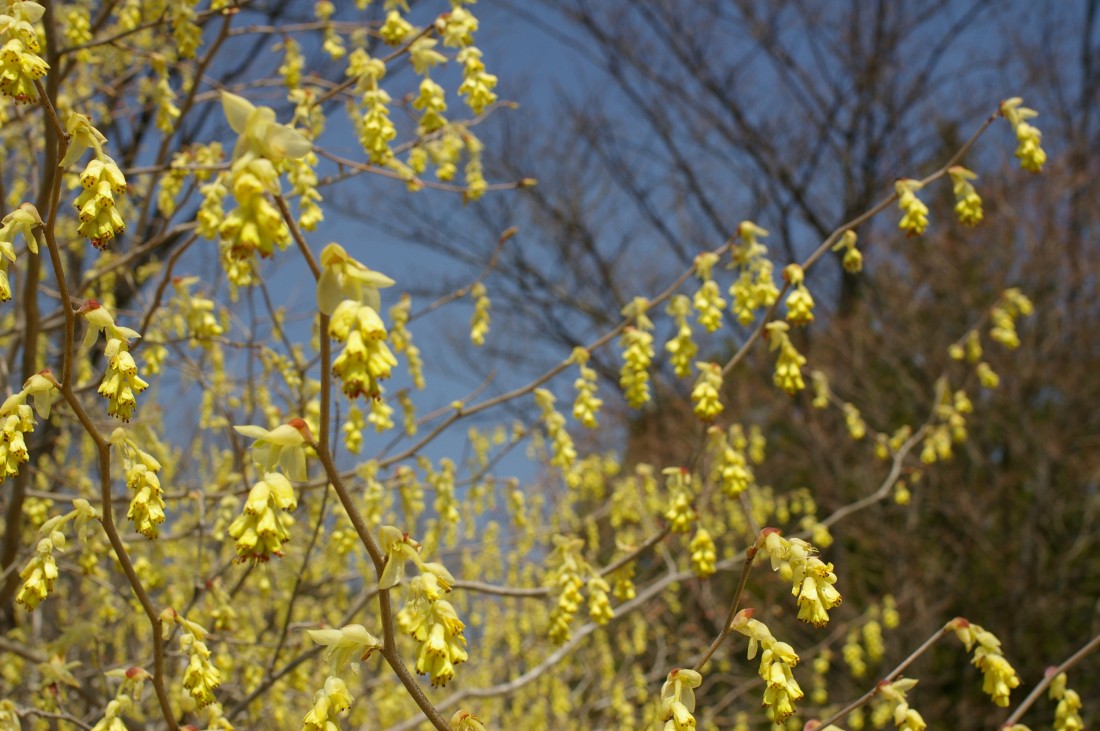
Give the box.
[233,419,313,481]
[896,179,929,235]
[220,90,311,163]
[316,244,395,315]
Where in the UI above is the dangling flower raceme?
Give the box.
[730,609,804,723]
[98,337,149,421]
[1048,672,1084,731]
[469,281,491,345]
[665,294,698,379]
[0,202,41,298]
[0,1,49,103]
[690,527,717,579]
[620,298,655,408]
[544,535,591,644]
[0,389,37,480]
[783,264,814,325]
[535,388,576,470]
[571,347,603,429]
[16,530,62,610]
[379,8,414,45]
[160,615,222,709]
[831,229,862,273]
[658,668,703,731]
[895,179,929,236]
[728,221,779,325]
[949,166,983,226]
[948,618,1021,707]
[1000,97,1047,173]
[110,428,166,539]
[757,528,842,627]
[74,155,128,249]
[989,288,1033,349]
[692,251,726,332]
[708,424,754,497]
[690,362,724,421]
[663,467,695,533]
[414,599,470,687]
[766,321,807,395]
[456,46,498,115]
[329,298,399,400]
[227,471,298,562]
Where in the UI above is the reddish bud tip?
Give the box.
[287,417,314,442]
[75,299,101,314]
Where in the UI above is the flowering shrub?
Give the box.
[0,2,1088,731]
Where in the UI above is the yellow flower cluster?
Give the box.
[347,49,396,164]
[379,9,414,45]
[663,467,695,533]
[707,424,755,497]
[728,221,779,325]
[227,471,298,562]
[1048,672,1084,731]
[895,179,929,236]
[0,1,49,103]
[330,299,399,400]
[78,300,148,421]
[878,678,928,731]
[1001,97,1047,173]
[544,535,601,643]
[689,527,717,579]
[319,244,400,401]
[469,281,491,345]
[381,527,469,687]
[784,263,815,325]
[665,294,697,379]
[831,229,862,273]
[690,362,724,421]
[766,321,807,394]
[171,276,225,347]
[178,622,222,708]
[303,676,353,731]
[389,294,425,390]
[75,156,128,249]
[457,46,498,115]
[112,429,166,539]
[658,668,703,731]
[692,252,725,331]
[0,202,40,300]
[731,610,804,723]
[217,90,311,266]
[949,618,1021,707]
[414,76,448,135]
[571,347,603,429]
[17,531,61,610]
[535,388,576,470]
[620,298,655,408]
[989,287,1033,349]
[949,166,983,226]
[758,528,842,627]
[0,389,36,480]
